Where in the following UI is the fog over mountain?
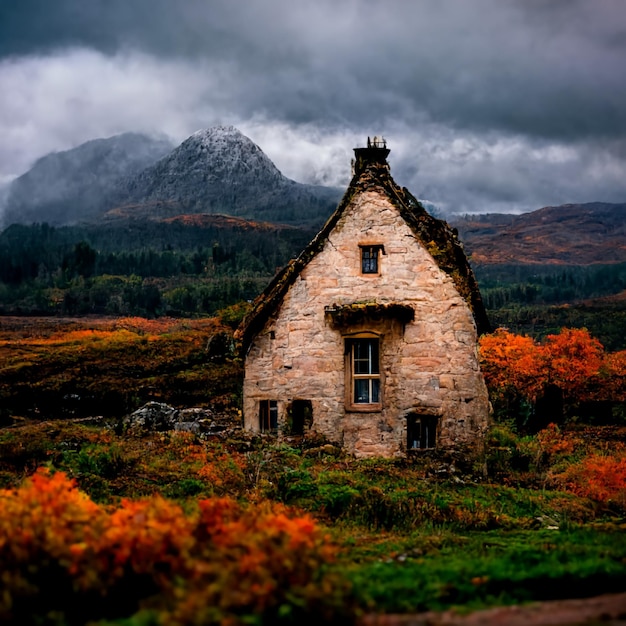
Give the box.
[3,133,173,226]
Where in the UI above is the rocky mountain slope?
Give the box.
[451,202,626,265]
[2,126,341,229]
[107,126,341,227]
[2,133,174,227]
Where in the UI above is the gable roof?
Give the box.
[235,144,491,351]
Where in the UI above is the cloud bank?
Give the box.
[1,0,625,214]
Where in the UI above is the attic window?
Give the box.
[360,245,384,274]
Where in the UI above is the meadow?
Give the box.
[1,314,626,625]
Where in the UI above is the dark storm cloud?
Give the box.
[3,0,625,139]
[1,0,625,214]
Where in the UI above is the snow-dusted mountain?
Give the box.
[109,126,341,226]
[2,126,342,228]
[2,133,174,226]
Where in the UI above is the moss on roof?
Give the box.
[235,156,491,352]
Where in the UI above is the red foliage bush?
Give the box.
[0,469,353,625]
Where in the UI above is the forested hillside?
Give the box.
[0,217,314,318]
[2,199,626,350]
[473,263,626,350]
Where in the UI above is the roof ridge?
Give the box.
[234,157,490,352]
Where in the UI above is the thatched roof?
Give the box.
[235,145,491,351]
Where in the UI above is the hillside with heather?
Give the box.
[451,202,626,265]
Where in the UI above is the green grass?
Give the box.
[1,420,625,618]
[343,528,626,613]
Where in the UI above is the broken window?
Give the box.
[360,245,384,274]
[290,399,312,435]
[259,400,278,433]
[346,337,381,407]
[407,414,438,451]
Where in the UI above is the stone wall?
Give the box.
[243,188,490,457]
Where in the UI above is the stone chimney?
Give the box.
[353,136,390,176]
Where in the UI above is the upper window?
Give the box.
[360,245,384,274]
[347,337,381,407]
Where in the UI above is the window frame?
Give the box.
[259,399,278,433]
[345,334,383,412]
[359,244,384,275]
[407,414,438,451]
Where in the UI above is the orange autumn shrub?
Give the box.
[536,423,576,458]
[0,470,110,624]
[197,454,248,494]
[480,328,626,417]
[171,499,350,625]
[0,469,354,626]
[555,453,626,510]
[541,328,604,396]
[479,329,546,400]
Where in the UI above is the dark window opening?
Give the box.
[407,414,438,451]
[360,245,384,274]
[259,400,278,433]
[347,338,381,406]
[291,399,313,435]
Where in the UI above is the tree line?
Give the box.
[0,221,313,317]
[2,222,625,350]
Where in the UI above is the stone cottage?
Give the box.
[235,138,491,457]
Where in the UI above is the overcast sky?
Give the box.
[1,0,625,214]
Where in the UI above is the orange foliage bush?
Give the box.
[536,423,576,458]
[197,451,248,494]
[0,469,353,625]
[479,329,545,400]
[555,453,626,510]
[542,328,604,392]
[480,327,623,404]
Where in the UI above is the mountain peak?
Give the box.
[2,133,173,226]
[107,126,341,225]
[2,126,342,228]
[190,125,243,143]
[128,126,283,196]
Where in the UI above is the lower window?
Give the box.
[407,414,438,450]
[259,400,278,433]
[290,399,312,435]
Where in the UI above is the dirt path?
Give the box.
[361,592,626,626]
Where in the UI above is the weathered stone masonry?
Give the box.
[236,141,491,458]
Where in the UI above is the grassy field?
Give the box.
[1,316,625,625]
